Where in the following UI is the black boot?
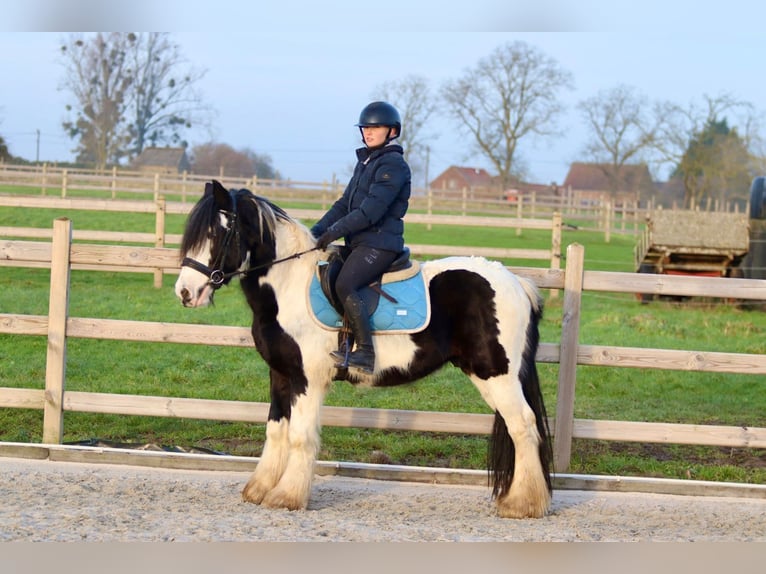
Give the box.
[333,293,375,373]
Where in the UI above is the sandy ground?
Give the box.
[1,456,765,542]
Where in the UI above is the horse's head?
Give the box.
[176,180,308,308]
[175,180,248,307]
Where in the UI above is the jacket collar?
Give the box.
[356,143,403,163]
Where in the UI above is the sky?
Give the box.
[1,1,765,187]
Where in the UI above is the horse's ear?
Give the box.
[210,180,231,210]
[204,181,214,196]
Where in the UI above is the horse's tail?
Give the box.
[488,276,553,499]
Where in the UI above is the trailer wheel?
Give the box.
[750,176,765,220]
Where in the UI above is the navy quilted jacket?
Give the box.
[311,144,411,253]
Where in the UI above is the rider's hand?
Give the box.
[315,230,337,250]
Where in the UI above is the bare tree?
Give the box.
[0,135,9,161]
[60,32,210,169]
[125,33,210,158]
[577,84,659,197]
[440,41,573,188]
[60,33,134,169]
[653,93,761,206]
[372,75,438,184]
[0,114,9,161]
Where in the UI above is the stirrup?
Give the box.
[331,332,352,368]
[330,348,349,367]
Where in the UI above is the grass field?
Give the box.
[1,194,765,483]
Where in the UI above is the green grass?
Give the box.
[1,198,765,484]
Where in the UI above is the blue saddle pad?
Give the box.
[308,268,430,334]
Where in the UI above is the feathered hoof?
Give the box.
[496,490,551,519]
[261,487,307,511]
[241,478,269,504]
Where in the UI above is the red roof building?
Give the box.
[563,162,655,203]
[430,166,495,192]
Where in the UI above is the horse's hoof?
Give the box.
[496,491,551,519]
[261,488,307,511]
[241,481,268,504]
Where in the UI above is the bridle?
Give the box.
[180,194,319,289]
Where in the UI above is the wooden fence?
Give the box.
[0,162,661,237]
[0,195,563,288]
[2,218,765,473]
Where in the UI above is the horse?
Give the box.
[174,180,553,519]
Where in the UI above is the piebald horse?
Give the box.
[174,180,552,518]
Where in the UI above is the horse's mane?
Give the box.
[237,189,293,242]
[180,188,293,256]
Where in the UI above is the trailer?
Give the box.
[634,210,750,301]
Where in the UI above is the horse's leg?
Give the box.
[471,374,551,519]
[242,369,292,504]
[241,418,289,504]
[260,381,326,511]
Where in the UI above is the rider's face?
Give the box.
[361,125,393,148]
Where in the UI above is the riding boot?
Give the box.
[333,293,375,373]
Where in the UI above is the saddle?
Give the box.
[308,247,430,334]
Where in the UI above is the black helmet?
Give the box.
[356,101,401,139]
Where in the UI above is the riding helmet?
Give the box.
[356,101,402,139]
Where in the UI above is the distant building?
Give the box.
[131,147,191,175]
[430,164,561,203]
[430,166,497,198]
[563,162,655,205]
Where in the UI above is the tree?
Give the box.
[577,84,659,197]
[653,93,761,206]
[672,118,752,205]
[125,33,209,157]
[190,142,280,179]
[440,41,573,188]
[372,75,438,184]
[0,134,9,161]
[60,33,134,169]
[0,112,8,161]
[60,33,210,169]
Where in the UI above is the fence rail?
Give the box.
[0,195,563,286]
[2,218,765,473]
[0,162,711,238]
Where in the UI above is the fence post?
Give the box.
[43,217,73,444]
[153,173,160,202]
[181,170,188,203]
[322,177,331,211]
[61,169,68,198]
[427,187,433,231]
[154,197,166,288]
[549,212,562,299]
[515,195,523,236]
[41,163,48,196]
[553,242,585,473]
[111,166,117,199]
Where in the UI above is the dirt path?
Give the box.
[1,456,764,542]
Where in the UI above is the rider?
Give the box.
[311,101,412,373]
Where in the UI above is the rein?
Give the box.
[182,247,320,287]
